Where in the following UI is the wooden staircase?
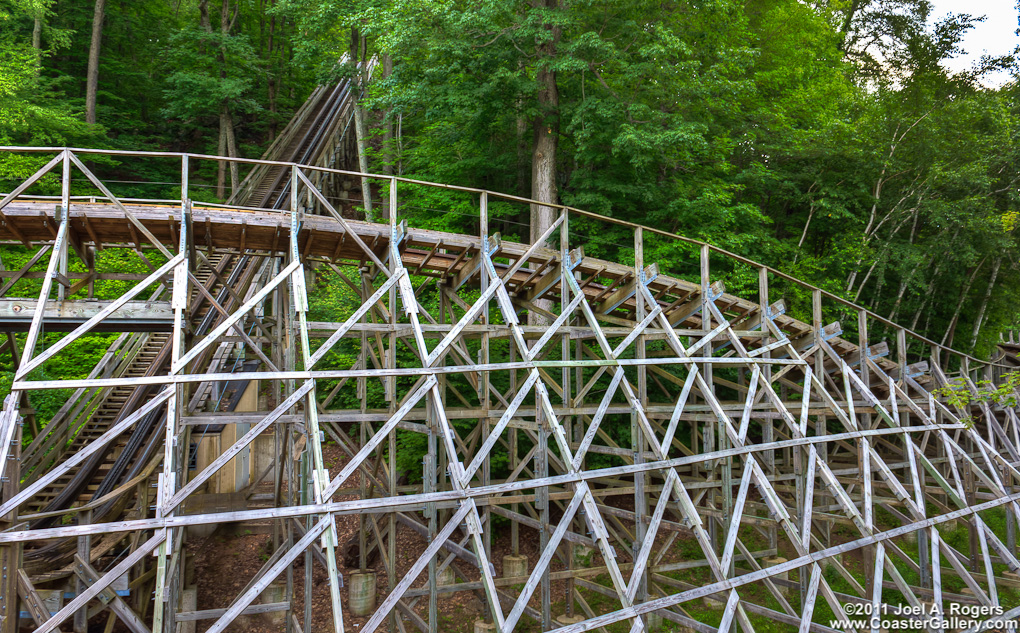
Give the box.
[24,332,170,515]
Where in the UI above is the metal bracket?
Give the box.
[821,322,842,342]
[765,300,786,321]
[485,233,501,257]
[707,280,725,302]
[906,361,929,379]
[639,263,659,286]
[392,219,407,249]
[563,246,584,271]
[867,342,890,360]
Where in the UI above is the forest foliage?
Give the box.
[0,0,1018,361]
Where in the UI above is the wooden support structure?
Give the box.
[0,146,1019,633]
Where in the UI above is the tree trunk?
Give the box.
[516,61,529,198]
[215,0,239,197]
[968,257,1001,351]
[199,0,211,31]
[792,200,816,265]
[941,256,987,348]
[32,11,42,51]
[351,29,374,221]
[529,0,560,248]
[222,106,239,194]
[381,54,393,220]
[216,123,227,199]
[267,7,277,142]
[527,0,560,327]
[85,0,107,124]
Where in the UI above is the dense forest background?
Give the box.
[0,0,1018,358]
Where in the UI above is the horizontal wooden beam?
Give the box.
[0,299,173,332]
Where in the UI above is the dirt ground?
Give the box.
[159,442,838,633]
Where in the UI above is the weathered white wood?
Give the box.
[172,258,299,373]
[500,214,564,283]
[17,253,184,378]
[801,445,817,552]
[309,270,403,368]
[362,503,472,633]
[295,168,391,276]
[461,370,539,486]
[175,603,289,622]
[205,515,331,633]
[500,489,585,633]
[427,282,498,366]
[716,589,740,633]
[67,152,173,259]
[526,291,584,361]
[20,217,67,376]
[0,244,51,295]
[0,388,172,516]
[17,569,62,629]
[72,556,151,633]
[870,543,884,633]
[166,381,312,510]
[720,468,753,574]
[4,146,1020,633]
[323,375,437,498]
[930,527,942,616]
[0,298,173,321]
[660,366,698,456]
[975,516,998,607]
[572,368,625,470]
[797,565,822,633]
[737,365,761,443]
[35,531,164,633]
[626,469,680,603]
[0,150,64,213]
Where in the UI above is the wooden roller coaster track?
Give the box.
[0,140,1018,633]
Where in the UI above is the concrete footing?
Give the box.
[572,544,593,567]
[821,552,843,572]
[703,592,723,608]
[764,556,790,595]
[261,583,287,626]
[180,588,198,633]
[645,611,664,631]
[349,571,377,616]
[437,565,456,586]
[503,554,528,579]
[473,620,498,633]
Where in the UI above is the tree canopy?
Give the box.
[0,0,1018,356]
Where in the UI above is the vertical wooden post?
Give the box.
[153,176,190,633]
[759,267,777,552]
[479,191,495,621]
[699,244,717,549]
[536,402,551,630]
[58,150,69,302]
[74,509,93,633]
[283,169,299,633]
[302,455,313,633]
[0,419,21,633]
[633,227,650,618]
[387,178,399,632]
[898,327,931,587]
[561,210,575,619]
[510,338,519,558]
[426,394,438,633]
[857,309,874,597]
